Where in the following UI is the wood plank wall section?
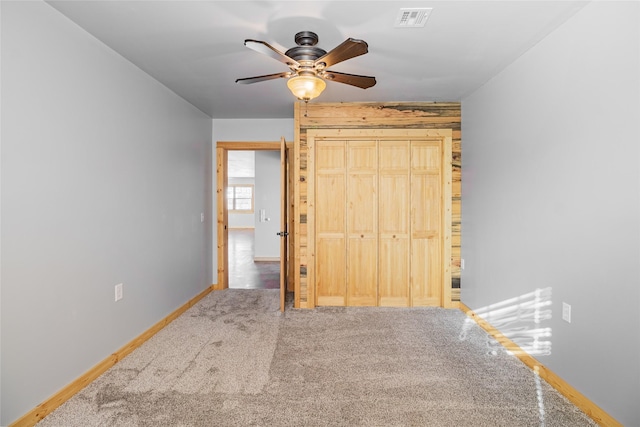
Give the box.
[294,102,461,308]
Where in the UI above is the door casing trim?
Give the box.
[215,141,284,290]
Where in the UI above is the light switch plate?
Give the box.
[115,283,123,302]
[562,302,571,323]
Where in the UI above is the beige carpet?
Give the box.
[37,289,595,426]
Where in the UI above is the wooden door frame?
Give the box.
[215,141,292,290]
[307,129,454,308]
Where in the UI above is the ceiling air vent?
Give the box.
[394,8,432,28]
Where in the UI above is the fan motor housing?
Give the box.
[285,31,326,62]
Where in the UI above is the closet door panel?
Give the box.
[410,236,441,306]
[316,174,345,233]
[348,141,377,170]
[411,174,442,234]
[347,237,377,306]
[347,141,377,306]
[379,237,410,306]
[316,237,346,306]
[316,140,346,170]
[410,142,442,306]
[347,174,377,234]
[316,140,346,306]
[411,143,441,172]
[379,141,410,306]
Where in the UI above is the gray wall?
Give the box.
[0,2,213,424]
[461,2,639,425]
[211,119,294,281]
[254,151,281,259]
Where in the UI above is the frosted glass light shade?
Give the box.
[287,75,326,101]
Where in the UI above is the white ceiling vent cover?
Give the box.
[395,8,432,28]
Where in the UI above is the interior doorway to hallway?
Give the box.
[226,147,281,289]
[216,140,292,311]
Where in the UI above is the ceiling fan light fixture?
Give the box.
[287,75,326,101]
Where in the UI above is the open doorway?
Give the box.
[216,141,292,300]
[227,149,280,289]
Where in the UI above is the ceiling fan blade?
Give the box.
[315,38,369,69]
[244,39,300,69]
[236,71,293,84]
[321,70,376,89]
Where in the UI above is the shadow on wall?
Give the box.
[460,287,553,357]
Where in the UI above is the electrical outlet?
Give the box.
[461,259,465,270]
[201,213,205,223]
[115,283,123,302]
[562,302,571,323]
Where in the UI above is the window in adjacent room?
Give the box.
[227,184,254,213]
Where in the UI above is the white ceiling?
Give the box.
[46,1,588,119]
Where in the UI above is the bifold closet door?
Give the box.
[346,140,378,306]
[313,132,449,308]
[410,141,443,306]
[315,140,347,306]
[378,141,411,307]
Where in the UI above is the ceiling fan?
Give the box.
[235,31,376,102]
